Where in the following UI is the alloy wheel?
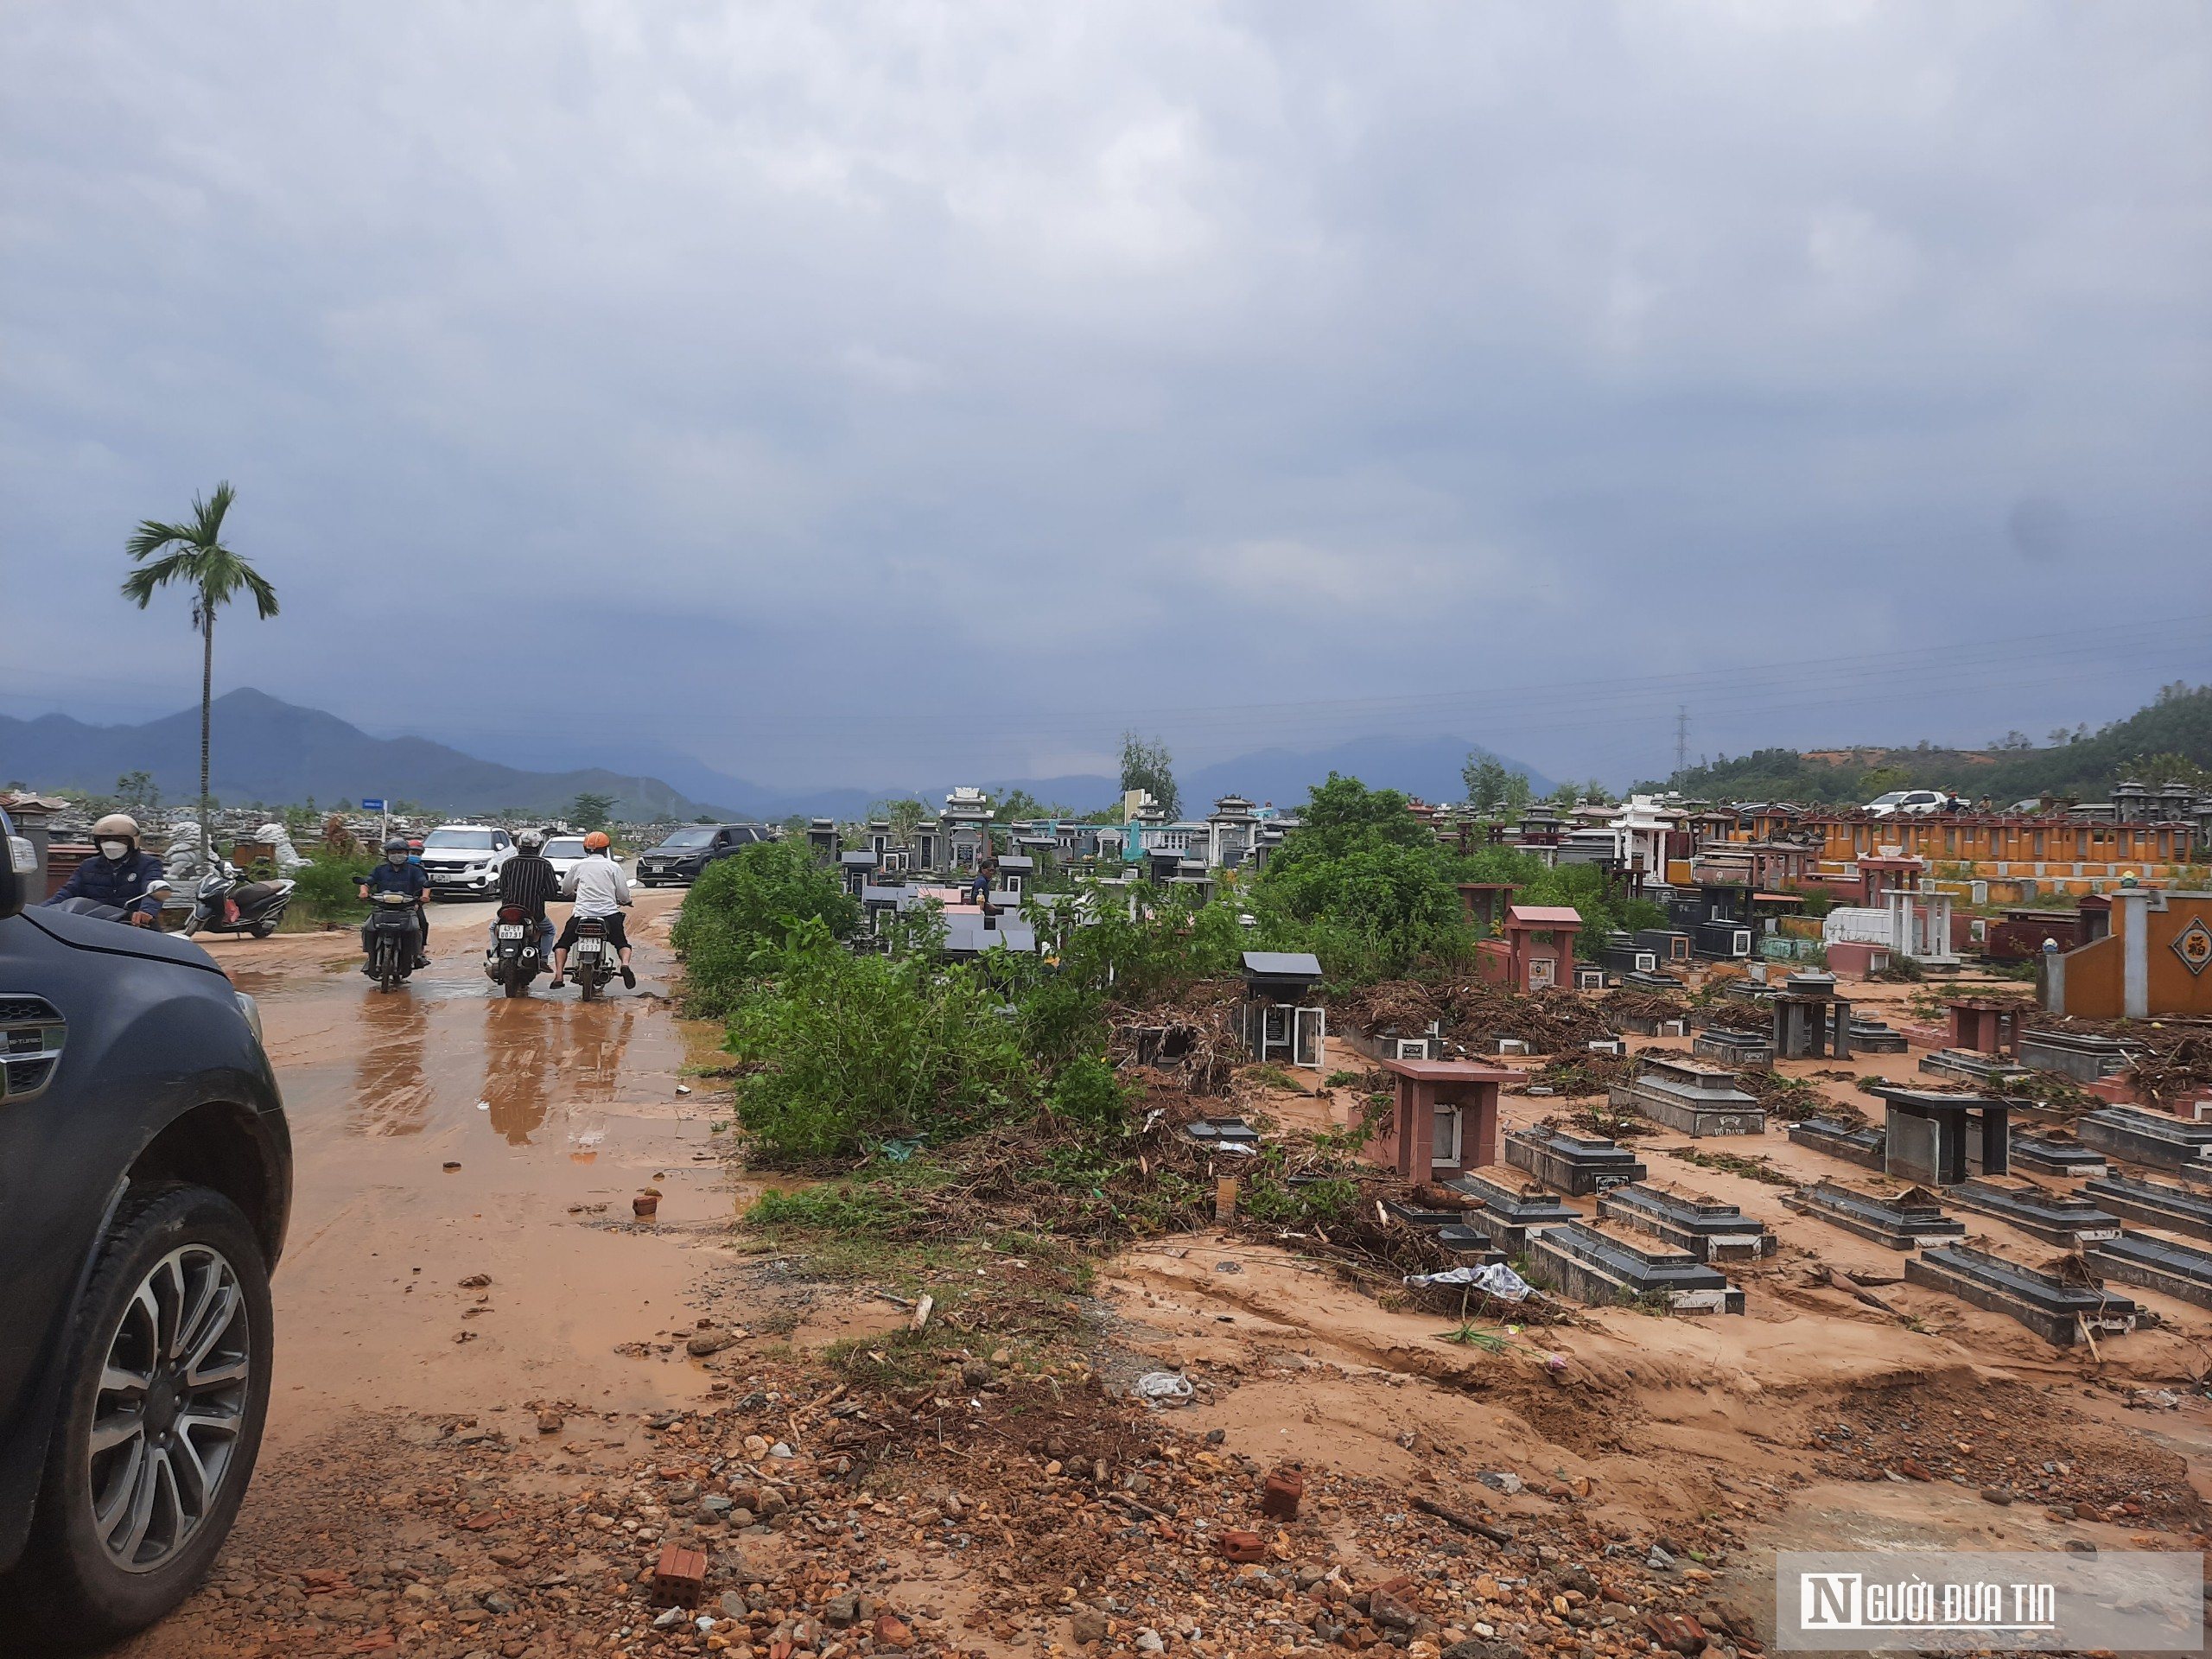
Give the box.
[86,1244,252,1573]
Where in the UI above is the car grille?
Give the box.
[0,994,65,1103]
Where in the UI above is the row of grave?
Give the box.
[1408,1105,2212,1347]
[1523,1115,2189,1348]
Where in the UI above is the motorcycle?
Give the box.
[569,915,613,1001]
[363,891,423,992]
[484,904,546,998]
[184,858,296,938]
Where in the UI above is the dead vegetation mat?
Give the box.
[744,1078,1470,1283]
[1331,976,1615,1055]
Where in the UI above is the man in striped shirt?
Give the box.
[492,828,560,964]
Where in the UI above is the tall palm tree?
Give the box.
[122,482,279,860]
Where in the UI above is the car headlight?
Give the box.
[234,991,265,1048]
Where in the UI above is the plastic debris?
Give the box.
[1133,1371,1195,1407]
[1403,1262,1534,1301]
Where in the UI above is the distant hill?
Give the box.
[1657,682,2212,805]
[0,690,735,822]
[0,688,1559,823]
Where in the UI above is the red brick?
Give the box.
[651,1541,709,1608]
[1220,1529,1267,1563]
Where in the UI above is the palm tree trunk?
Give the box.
[200,600,214,863]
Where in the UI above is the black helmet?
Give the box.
[384,836,410,855]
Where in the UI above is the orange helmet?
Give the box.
[583,830,612,851]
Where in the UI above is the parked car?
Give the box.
[635,823,767,887]
[0,804,291,1647]
[417,824,516,898]
[542,835,618,885]
[1865,789,1950,818]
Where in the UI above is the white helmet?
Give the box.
[92,813,141,841]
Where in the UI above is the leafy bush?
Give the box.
[671,841,861,1016]
[1048,1055,1128,1132]
[1255,776,1466,979]
[726,921,1034,1164]
[1239,1172,1359,1224]
[292,851,371,925]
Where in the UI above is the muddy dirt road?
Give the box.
[228,890,719,1438]
[113,891,747,1658]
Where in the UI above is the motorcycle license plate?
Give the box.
[576,941,602,957]
[497,925,525,938]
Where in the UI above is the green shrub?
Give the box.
[292,852,372,925]
[671,841,861,1017]
[747,1180,930,1234]
[726,921,1034,1164]
[1048,1055,1128,1132]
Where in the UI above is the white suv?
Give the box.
[418,824,516,897]
[1865,789,1949,818]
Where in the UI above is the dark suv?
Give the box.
[635,823,766,887]
[0,805,291,1649]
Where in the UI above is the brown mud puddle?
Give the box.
[200,893,734,1440]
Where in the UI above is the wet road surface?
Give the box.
[207,891,726,1440]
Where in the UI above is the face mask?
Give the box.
[100,841,130,861]
[388,853,407,866]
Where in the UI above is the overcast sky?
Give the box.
[3,2,2208,791]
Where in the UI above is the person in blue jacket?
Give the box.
[44,813,169,926]
[358,836,433,969]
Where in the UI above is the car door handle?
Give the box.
[0,995,67,1103]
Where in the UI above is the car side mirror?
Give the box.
[0,811,27,919]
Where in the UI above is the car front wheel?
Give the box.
[1,1184,274,1651]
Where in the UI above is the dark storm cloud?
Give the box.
[3,3,2208,788]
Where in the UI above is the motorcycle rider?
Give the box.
[43,812,169,926]
[491,827,559,965]
[550,830,635,990]
[358,836,432,970]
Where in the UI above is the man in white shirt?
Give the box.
[550,831,637,989]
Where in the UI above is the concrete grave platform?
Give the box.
[1434,1224,1506,1263]
[2018,1029,2147,1084]
[2086,1232,2212,1312]
[1918,1048,2035,1089]
[1526,1220,1745,1314]
[1595,1182,1777,1262]
[1505,1125,1649,1195]
[1613,1008,1689,1038]
[2078,1106,2212,1172]
[2082,1173,2212,1242]
[1442,1171,1583,1254]
[2008,1129,2107,1179]
[1787,1117,1887,1172]
[1846,1018,1909,1055]
[1942,1176,2123,1248]
[1905,1243,2139,1347]
[1781,1179,1965,1250]
[1609,1056,1765,1139]
[1692,1026,1774,1067]
[1185,1116,1262,1148]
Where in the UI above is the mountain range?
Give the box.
[0,689,1554,822]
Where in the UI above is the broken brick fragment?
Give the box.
[1262,1465,1305,1521]
[1220,1529,1267,1563]
[1643,1611,1707,1655]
